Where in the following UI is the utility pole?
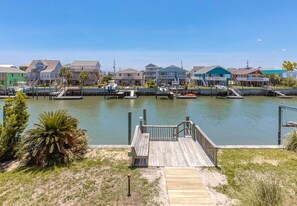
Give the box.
[113,59,116,73]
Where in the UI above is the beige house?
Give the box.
[64,60,101,85]
[112,68,143,86]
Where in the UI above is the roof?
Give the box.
[192,65,227,74]
[115,68,142,74]
[0,67,26,74]
[261,70,286,75]
[26,60,61,73]
[231,68,262,75]
[71,61,100,67]
[0,65,17,68]
[159,65,187,72]
[145,63,158,68]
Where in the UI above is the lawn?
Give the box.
[0,148,161,206]
[217,149,297,205]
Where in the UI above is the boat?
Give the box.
[176,93,197,99]
[227,96,244,99]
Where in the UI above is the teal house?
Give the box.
[191,65,231,86]
[0,66,26,87]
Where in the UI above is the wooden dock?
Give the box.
[149,138,214,167]
[53,96,83,100]
[165,168,214,206]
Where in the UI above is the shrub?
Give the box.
[18,110,88,167]
[239,175,283,206]
[0,91,29,161]
[284,130,297,152]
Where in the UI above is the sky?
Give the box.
[0,0,296,70]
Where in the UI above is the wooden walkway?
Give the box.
[149,138,214,167]
[165,168,214,206]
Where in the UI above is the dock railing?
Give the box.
[141,119,218,166]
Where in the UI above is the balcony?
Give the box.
[158,75,187,79]
[191,76,204,80]
[236,77,269,82]
[113,76,142,80]
[205,76,228,81]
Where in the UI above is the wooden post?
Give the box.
[128,112,132,145]
[143,109,147,125]
[211,86,213,97]
[192,123,196,140]
[278,106,282,145]
[186,116,189,135]
[127,175,131,197]
[139,116,143,133]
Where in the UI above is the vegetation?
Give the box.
[239,175,283,206]
[145,79,157,88]
[281,76,297,87]
[0,91,29,161]
[284,130,297,152]
[217,149,297,205]
[18,110,88,167]
[282,61,297,71]
[79,71,89,86]
[102,75,112,84]
[0,149,161,206]
[59,67,71,86]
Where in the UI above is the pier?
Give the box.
[129,118,218,167]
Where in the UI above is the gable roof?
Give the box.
[159,65,187,72]
[115,68,142,74]
[71,61,100,67]
[145,63,158,68]
[0,67,26,74]
[231,68,263,75]
[192,65,230,74]
[26,60,61,73]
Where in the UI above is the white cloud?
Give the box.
[282,48,286,52]
[257,38,262,42]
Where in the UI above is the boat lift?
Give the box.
[278,105,297,145]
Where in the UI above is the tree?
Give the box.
[103,75,112,83]
[0,91,29,161]
[59,67,71,87]
[145,79,157,88]
[79,71,89,95]
[282,61,297,71]
[18,110,88,167]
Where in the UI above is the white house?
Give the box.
[112,68,143,86]
[26,60,62,85]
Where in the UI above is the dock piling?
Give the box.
[128,112,132,145]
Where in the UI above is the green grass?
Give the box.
[0,148,160,206]
[217,149,297,205]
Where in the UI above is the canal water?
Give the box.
[0,96,296,145]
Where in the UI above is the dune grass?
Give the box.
[0,148,160,206]
[217,149,297,205]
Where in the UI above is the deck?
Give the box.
[149,138,214,167]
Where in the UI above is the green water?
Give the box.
[1,96,296,145]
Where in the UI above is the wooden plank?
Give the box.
[165,168,214,206]
[218,145,284,149]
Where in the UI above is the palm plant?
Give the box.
[59,67,71,89]
[18,110,88,167]
[79,71,89,95]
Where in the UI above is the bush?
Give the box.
[281,77,297,87]
[18,110,88,167]
[284,130,297,152]
[239,175,283,206]
[0,91,29,161]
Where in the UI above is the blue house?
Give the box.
[191,65,231,86]
[158,65,187,85]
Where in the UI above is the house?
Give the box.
[191,65,231,86]
[65,60,101,85]
[260,69,286,77]
[158,65,187,85]
[143,64,162,83]
[283,69,297,79]
[26,60,62,85]
[231,68,269,86]
[0,66,26,87]
[112,68,143,86]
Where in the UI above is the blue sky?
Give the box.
[0,0,296,70]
